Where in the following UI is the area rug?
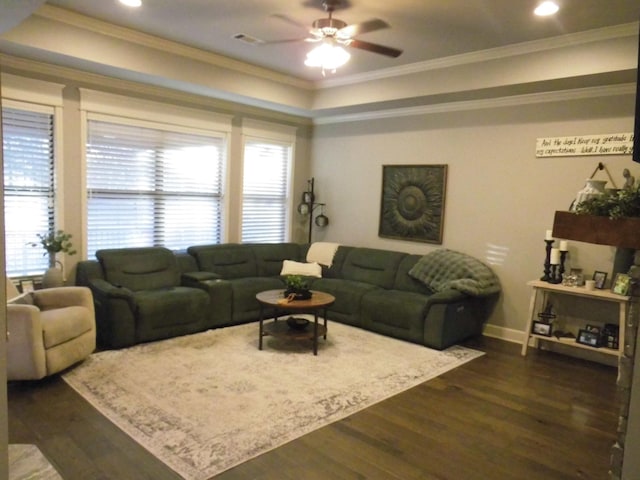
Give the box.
[62,320,483,480]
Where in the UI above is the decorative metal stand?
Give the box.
[297,178,329,243]
[541,239,554,281]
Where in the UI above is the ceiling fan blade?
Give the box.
[337,18,389,39]
[348,39,403,58]
[270,14,310,32]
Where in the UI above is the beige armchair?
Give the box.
[6,282,96,380]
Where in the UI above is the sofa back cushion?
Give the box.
[252,243,306,276]
[188,244,257,279]
[393,254,434,294]
[322,245,353,279]
[341,248,407,289]
[96,247,180,291]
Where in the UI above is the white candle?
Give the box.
[559,240,568,251]
[550,248,560,265]
[545,229,553,241]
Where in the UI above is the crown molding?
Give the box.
[0,53,314,125]
[312,83,637,125]
[316,22,640,89]
[34,4,314,91]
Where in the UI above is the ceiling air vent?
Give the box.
[232,33,265,45]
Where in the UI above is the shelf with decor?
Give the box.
[521,280,629,360]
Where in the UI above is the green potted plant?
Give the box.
[574,184,640,219]
[555,184,640,250]
[29,229,77,287]
[284,274,311,300]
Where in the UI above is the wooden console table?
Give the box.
[521,280,629,359]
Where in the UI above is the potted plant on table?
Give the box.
[29,229,77,288]
[284,274,312,300]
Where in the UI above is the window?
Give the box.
[241,121,295,243]
[86,117,226,255]
[2,105,55,276]
[241,140,292,243]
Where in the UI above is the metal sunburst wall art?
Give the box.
[378,164,448,244]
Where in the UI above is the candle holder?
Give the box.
[549,264,562,284]
[558,250,568,280]
[540,239,554,281]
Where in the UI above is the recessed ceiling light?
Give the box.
[119,0,142,7]
[534,1,559,16]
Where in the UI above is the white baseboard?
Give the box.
[482,323,526,344]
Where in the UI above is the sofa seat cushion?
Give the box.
[41,306,94,349]
[309,278,379,316]
[134,287,209,329]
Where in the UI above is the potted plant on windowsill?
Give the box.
[29,229,77,288]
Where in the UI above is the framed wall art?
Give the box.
[379,164,447,244]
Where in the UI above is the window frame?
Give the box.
[80,89,232,257]
[1,74,64,278]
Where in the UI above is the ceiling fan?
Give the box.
[269,0,403,59]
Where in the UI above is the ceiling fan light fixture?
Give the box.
[304,42,351,73]
[119,0,142,7]
[534,1,559,16]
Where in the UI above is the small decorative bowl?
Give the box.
[286,317,310,330]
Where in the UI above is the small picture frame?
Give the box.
[532,321,552,337]
[593,271,608,289]
[612,273,631,296]
[577,328,600,348]
[585,324,601,334]
[19,279,34,293]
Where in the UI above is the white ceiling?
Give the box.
[44,0,640,82]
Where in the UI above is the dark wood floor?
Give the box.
[8,336,619,480]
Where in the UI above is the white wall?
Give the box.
[312,91,638,339]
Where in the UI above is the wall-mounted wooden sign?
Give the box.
[536,133,634,157]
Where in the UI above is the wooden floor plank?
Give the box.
[9,336,618,479]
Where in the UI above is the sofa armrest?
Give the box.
[88,279,137,348]
[424,289,469,306]
[6,304,47,380]
[89,279,134,301]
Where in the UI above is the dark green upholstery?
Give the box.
[80,247,211,348]
[308,277,378,327]
[187,244,258,279]
[340,247,406,288]
[77,242,498,350]
[186,243,308,325]
[97,247,179,291]
[312,246,497,349]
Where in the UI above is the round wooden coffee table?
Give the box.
[256,289,335,355]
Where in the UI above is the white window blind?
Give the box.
[86,119,225,255]
[241,139,291,243]
[2,106,55,276]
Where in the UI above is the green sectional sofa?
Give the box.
[76,242,499,350]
